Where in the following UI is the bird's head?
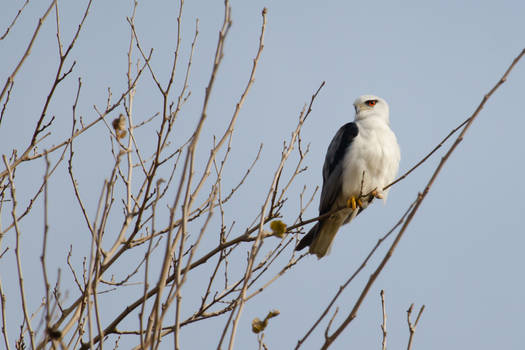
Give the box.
[353,95,389,123]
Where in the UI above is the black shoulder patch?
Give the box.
[328,122,358,175]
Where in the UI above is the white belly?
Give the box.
[341,122,400,201]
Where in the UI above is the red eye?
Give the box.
[365,100,377,106]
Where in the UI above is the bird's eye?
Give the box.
[365,100,377,107]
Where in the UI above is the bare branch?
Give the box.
[0,0,30,40]
[2,155,36,350]
[380,290,387,350]
[0,0,56,103]
[406,303,425,350]
[0,277,11,350]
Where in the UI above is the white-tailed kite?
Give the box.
[296,95,400,258]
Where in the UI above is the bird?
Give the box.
[296,95,400,258]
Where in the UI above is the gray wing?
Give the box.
[319,122,358,214]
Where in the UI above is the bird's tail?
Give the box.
[308,219,341,258]
[295,223,319,252]
[296,220,342,259]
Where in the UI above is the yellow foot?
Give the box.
[346,196,363,210]
[371,189,384,199]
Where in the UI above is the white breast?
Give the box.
[341,118,400,201]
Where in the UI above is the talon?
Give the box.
[347,196,357,210]
[357,199,363,207]
[371,190,383,199]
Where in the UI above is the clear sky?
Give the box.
[1,0,525,349]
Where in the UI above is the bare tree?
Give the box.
[1,1,523,350]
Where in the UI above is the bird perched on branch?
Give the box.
[296,95,400,258]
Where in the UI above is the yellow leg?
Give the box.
[346,196,364,210]
[347,196,357,210]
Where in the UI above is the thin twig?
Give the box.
[40,155,52,343]
[380,290,387,350]
[0,0,30,40]
[2,155,36,350]
[0,0,57,103]
[0,277,11,350]
[406,303,425,350]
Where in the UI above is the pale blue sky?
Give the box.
[1,1,525,349]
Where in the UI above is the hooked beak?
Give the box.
[354,103,373,115]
